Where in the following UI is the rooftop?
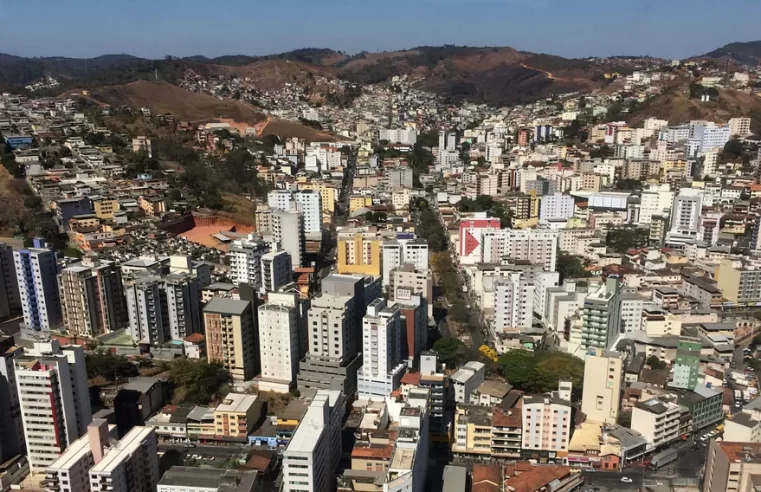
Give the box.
[91,427,155,474]
[203,298,251,316]
[216,393,258,414]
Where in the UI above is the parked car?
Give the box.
[621,477,633,483]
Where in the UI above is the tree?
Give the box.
[85,352,139,382]
[533,352,585,395]
[433,337,467,369]
[169,358,232,405]
[723,138,745,160]
[497,349,537,391]
[614,178,643,191]
[646,356,667,370]
[589,144,613,159]
[557,252,589,282]
[606,227,649,254]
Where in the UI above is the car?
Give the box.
[621,477,633,483]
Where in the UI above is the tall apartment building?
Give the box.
[480,229,559,272]
[260,249,292,294]
[282,391,345,492]
[89,426,159,492]
[716,258,761,304]
[580,348,625,424]
[381,238,429,287]
[14,246,62,337]
[493,273,535,333]
[298,182,337,220]
[273,209,305,268]
[387,166,414,189]
[669,337,701,390]
[204,299,257,381]
[521,381,573,463]
[669,193,702,235]
[703,441,761,492]
[357,299,406,398]
[580,276,623,350]
[269,190,322,235]
[0,243,20,319]
[631,397,681,450]
[0,336,24,464]
[228,235,270,288]
[337,233,382,277]
[60,260,127,337]
[258,292,300,393]
[539,193,574,221]
[124,273,201,346]
[15,341,92,472]
[44,420,159,492]
[619,294,644,333]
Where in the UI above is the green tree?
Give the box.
[614,178,643,191]
[723,138,744,160]
[606,227,649,254]
[646,356,667,370]
[497,349,537,391]
[85,352,139,382]
[433,337,467,369]
[557,252,589,282]
[169,358,232,405]
[589,144,613,159]
[533,352,585,394]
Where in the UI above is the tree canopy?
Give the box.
[433,337,467,369]
[557,252,591,282]
[606,227,649,254]
[85,351,139,382]
[498,350,585,398]
[168,358,232,405]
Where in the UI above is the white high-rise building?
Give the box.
[258,292,300,393]
[308,293,355,364]
[493,273,535,333]
[619,294,644,333]
[539,193,574,221]
[14,247,62,336]
[729,117,752,137]
[88,426,160,492]
[15,341,92,472]
[533,271,560,319]
[581,348,624,424]
[267,190,295,211]
[44,420,159,492]
[282,391,344,492]
[481,229,559,272]
[261,249,292,294]
[357,299,406,398]
[521,381,573,463]
[228,234,270,287]
[381,239,429,287]
[638,189,674,226]
[273,209,305,268]
[379,128,418,145]
[294,190,323,234]
[670,193,703,235]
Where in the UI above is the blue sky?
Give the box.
[1,0,759,60]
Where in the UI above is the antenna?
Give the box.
[724,52,731,86]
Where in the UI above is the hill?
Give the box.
[699,40,761,65]
[628,83,761,134]
[87,80,265,124]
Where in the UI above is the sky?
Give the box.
[1,0,760,60]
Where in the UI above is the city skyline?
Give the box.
[2,0,761,60]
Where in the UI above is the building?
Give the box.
[493,273,535,333]
[480,229,559,272]
[294,190,323,235]
[458,217,502,265]
[381,238,429,288]
[581,348,625,424]
[228,236,270,288]
[728,117,752,137]
[132,136,153,157]
[258,292,300,393]
[260,250,292,294]
[388,265,433,315]
[282,391,344,492]
[273,209,305,268]
[14,246,62,336]
[337,233,382,277]
[716,258,761,304]
[88,426,159,492]
[580,277,623,351]
[703,441,761,492]
[619,294,644,333]
[398,298,427,365]
[15,341,91,472]
[379,128,417,145]
[451,362,486,405]
[157,467,258,492]
[214,393,262,439]
[204,299,257,381]
[539,193,575,221]
[725,399,761,443]
[521,381,573,463]
[357,299,406,399]
[0,243,20,320]
[60,260,127,337]
[670,193,702,235]
[630,397,681,450]
[124,273,201,346]
[0,337,23,464]
[669,337,701,390]
[44,420,159,492]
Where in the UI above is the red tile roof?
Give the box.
[400,372,421,385]
[504,465,572,492]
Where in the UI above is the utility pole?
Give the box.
[724,53,731,86]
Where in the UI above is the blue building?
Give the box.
[54,196,92,225]
[3,135,33,150]
[13,246,62,337]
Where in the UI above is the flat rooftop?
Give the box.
[216,393,258,414]
[158,467,225,488]
[91,427,154,474]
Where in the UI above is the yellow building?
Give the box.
[349,195,373,213]
[662,159,688,179]
[299,182,337,218]
[337,233,382,276]
[92,197,120,219]
[213,393,262,439]
[452,405,493,456]
[68,214,100,230]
